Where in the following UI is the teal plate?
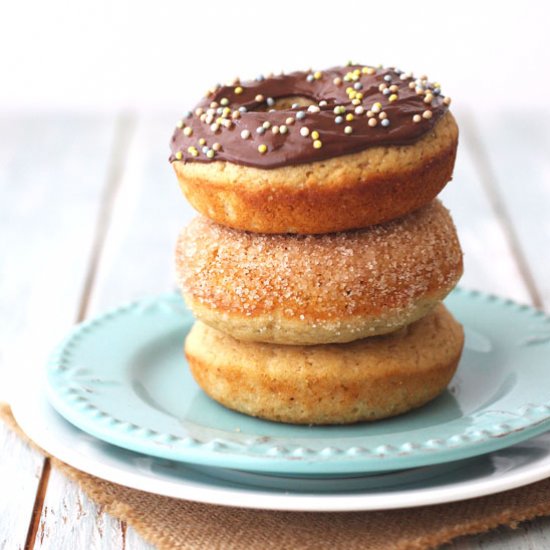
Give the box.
[45,288,550,475]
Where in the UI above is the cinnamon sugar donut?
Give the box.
[175,200,463,345]
[185,305,464,424]
[169,64,457,234]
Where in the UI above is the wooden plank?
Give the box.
[439,110,530,303]
[86,113,196,314]
[27,114,136,550]
[0,115,125,549]
[445,113,550,548]
[451,516,550,549]
[465,112,550,310]
[0,420,44,550]
[125,527,156,550]
[32,469,125,550]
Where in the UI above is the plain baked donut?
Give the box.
[185,305,464,425]
[175,200,463,345]
[169,64,457,234]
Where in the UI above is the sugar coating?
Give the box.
[175,200,463,345]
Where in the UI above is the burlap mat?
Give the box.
[3,404,550,549]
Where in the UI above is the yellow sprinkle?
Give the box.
[199,138,206,145]
[311,130,320,140]
[187,146,198,157]
[234,86,243,94]
[352,98,361,106]
[314,71,322,79]
[175,151,183,160]
[344,126,353,135]
[313,139,322,149]
[348,91,356,99]
[176,120,184,129]
[372,102,382,113]
[223,107,231,116]
[183,127,193,136]
[346,86,354,94]
[258,144,267,154]
[220,98,229,106]
[422,110,433,119]
[356,92,363,99]
[206,150,215,158]
[389,94,398,102]
[345,113,354,121]
[353,69,361,76]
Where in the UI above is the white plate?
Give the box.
[11,373,550,512]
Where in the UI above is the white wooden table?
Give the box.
[1,111,549,549]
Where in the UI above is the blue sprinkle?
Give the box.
[296,111,306,120]
[335,116,344,124]
[381,119,390,127]
[256,127,265,134]
[433,88,441,95]
[202,146,210,154]
[256,75,265,81]
[185,111,192,118]
[353,82,363,90]
[306,74,314,82]
[383,88,390,95]
[384,75,392,82]
[239,106,247,113]
[291,103,299,109]
[216,107,224,115]
[395,69,402,75]
[267,97,275,106]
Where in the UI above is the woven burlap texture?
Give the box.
[4,404,550,550]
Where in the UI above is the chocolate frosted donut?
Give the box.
[175,200,463,345]
[170,64,458,234]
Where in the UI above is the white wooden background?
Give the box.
[0,110,549,549]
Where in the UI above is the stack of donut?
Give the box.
[170,64,464,425]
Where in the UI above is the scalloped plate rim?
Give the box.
[44,288,550,474]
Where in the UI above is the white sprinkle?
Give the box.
[300,127,310,137]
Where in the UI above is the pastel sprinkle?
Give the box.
[241,130,251,139]
[285,117,295,125]
[212,142,222,151]
[234,86,243,94]
[344,125,353,134]
[296,111,306,120]
[335,116,344,124]
[422,110,433,119]
[381,119,390,127]
[413,114,422,123]
[300,127,310,137]
[258,144,267,154]
[176,120,184,129]
[175,151,183,160]
[313,139,322,148]
[206,149,215,158]
[311,130,320,140]
[183,127,193,136]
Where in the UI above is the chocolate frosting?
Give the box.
[169,65,450,169]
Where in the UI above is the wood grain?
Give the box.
[1,110,549,549]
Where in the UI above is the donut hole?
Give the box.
[257,95,316,111]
